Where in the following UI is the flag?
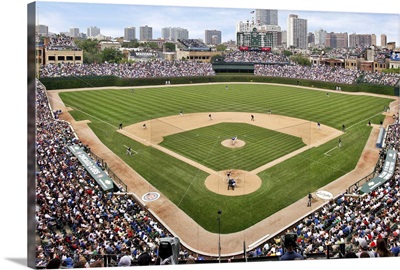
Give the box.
[250,11,254,14]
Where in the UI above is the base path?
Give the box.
[46,85,399,257]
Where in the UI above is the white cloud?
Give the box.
[36,2,399,45]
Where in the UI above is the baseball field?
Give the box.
[49,83,394,242]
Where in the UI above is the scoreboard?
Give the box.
[237,27,280,51]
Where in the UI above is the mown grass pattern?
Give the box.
[160,122,305,171]
[59,84,394,233]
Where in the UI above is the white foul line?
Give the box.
[124,145,138,154]
[324,146,338,156]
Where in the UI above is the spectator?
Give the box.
[375,238,393,257]
[61,254,73,268]
[90,259,104,268]
[279,234,304,260]
[118,255,132,267]
[344,251,358,258]
[391,242,400,257]
[356,238,376,258]
[137,251,152,265]
[46,258,61,269]
[359,251,371,258]
[73,256,88,268]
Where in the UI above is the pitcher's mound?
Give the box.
[205,169,262,196]
[221,139,246,148]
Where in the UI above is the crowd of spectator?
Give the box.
[254,63,400,86]
[39,60,216,78]
[346,45,370,59]
[375,53,388,63]
[39,35,400,87]
[218,49,398,87]
[223,51,290,64]
[47,34,81,51]
[250,120,400,260]
[35,79,190,268]
[178,39,210,51]
[39,56,399,86]
[254,64,363,84]
[324,48,350,59]
[360,72,400,86]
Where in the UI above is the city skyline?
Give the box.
[35,1,400,46]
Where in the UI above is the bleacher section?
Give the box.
[177,39,211,51]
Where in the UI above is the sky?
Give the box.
[35,0,400,46]
[0,1,399,270]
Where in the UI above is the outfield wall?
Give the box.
[39,75,395,96]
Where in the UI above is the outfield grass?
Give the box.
[59,83,394,233]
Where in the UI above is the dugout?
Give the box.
[359,149,397,194]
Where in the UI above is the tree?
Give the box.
[119,58,137,64]
[141,42,159,50]
[282,50,293,57]
[75,39,99,54]
[121,40,140,48]
[164,42,176,52]
[216,44,227,52]
[290,54,311,66]
[83,51,101,64]
[101,48,123,63]
[382,68,400,74]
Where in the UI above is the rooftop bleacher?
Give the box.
[177,39,211,51]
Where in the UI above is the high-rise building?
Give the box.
[87,26,100,38]
[281,30,287,48]
[381,34,387,47]
[287,14,307,49]
[255,9,278,26]
[349,33,373,48]
[371,34,377,46]
[36,24,48,36]
[314,28,327,47]
[70,28,80,38]
[325,32,348,48]
[307,32,315,47]
[140,25,153,41]
[205,30,221,45]
[161,27,189,42]
[124,27,136,41]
